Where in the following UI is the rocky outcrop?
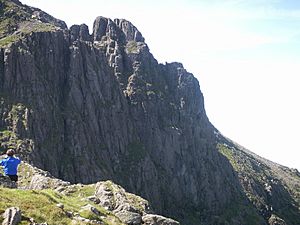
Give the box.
[268,214,287,225]
[142,214,179,225]
[70,24,91,42]
[94,181,149,224]
[2,207,21,225]
[1,165,180,225]
[91,181,180,225]
[0,0,300,224]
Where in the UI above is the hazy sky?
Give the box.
[21,0,300,170]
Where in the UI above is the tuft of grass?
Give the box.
[126,41,138,54]
[217,143,240,171]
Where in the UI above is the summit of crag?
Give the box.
[0,0,300,224]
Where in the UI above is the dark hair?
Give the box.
[6,149,15,157]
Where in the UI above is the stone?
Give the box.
[114,19,145,42]
[80,204,102,216]
[56,203,64,209]
[70,25,80,42]
[115,210,142,225]
[70,24,91,42]
[93,16,109,41]
[79,24,91,42]
[142,214,180,225]
[95,181,150,214]
[86,196,101,204]
[268,214,287,225]
[65,211,73,218]
[27,174,70,190]
[2,207,21,225]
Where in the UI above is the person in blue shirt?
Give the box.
[0,149,21,182]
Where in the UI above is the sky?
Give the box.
[21,0,300,170]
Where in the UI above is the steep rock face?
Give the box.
[0,1,300,224]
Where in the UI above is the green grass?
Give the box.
[0,185,124,225]
[21,22,56,34]
[217,143,240,171]
[0,188,70,224]
[0,22,57,47]
[126,41,138,53]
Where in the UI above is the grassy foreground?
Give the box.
[0,185,123,225]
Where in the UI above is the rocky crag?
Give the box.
[0,0,299,224]
[0,162,180,225]
[0,163,179,225]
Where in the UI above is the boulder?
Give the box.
[80,204,102,216]
[28,174,70,190]
[95,181,150,213]
[142,214,180,225]
[268,214,287,225]
[114,210,142,225]
[2,207,21,225]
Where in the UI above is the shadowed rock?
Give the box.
[2,207,21,225]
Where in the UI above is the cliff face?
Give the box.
[0,1,299,225]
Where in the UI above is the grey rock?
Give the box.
[95,181,150,214]
[30,10,67,29]
[70,25,81,42]
[70,24,91,42]
[56,203,64,209]
[80,204,102,216]
[2,207,21,225]
[142,214,180,225]
[79,24,92,41]
[268,214,287,225]
[86,196,101,204]
[114,19,145,42]
[93,16,110,41]
[27,174,70,190]
[115,210,142,225]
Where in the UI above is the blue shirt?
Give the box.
[0,157,21,175]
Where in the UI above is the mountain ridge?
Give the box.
[0,0,299,224]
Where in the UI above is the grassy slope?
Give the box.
[0,0,57,47]
[0,184,124,225]
[218,141,300,224]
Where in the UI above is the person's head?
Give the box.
[6,149,15,157]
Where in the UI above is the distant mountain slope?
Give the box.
[0,0,299,224]
[217,135,300,225]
